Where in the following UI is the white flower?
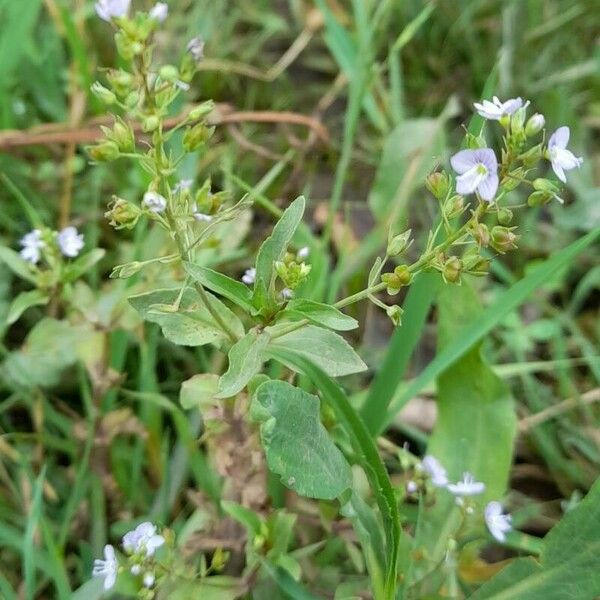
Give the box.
[130,564,142,575]
[281,288,294,300]
[547,126,583,184]
[525,113,545,136]
[173,179,193,194]
[485,501,512,542]
[192,204,212,222]
[421,455,449,488]
[187,37,205,61]
[406,480,418,494]
[143,191,167,213]
[143,572,156,588]
[122,522,165,557]
[297,246,310,260]
[242,268,256,285]
[474,96,524,121]
[149,2,168,22]
[447,472,485,497]
[19,229,45,264]
[450,148,499,201]
[176,80,191,91]
[57,226,84,258]
[92,544,118,591]
[95,0,130,21]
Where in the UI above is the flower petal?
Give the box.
[551,161,566,183]
[477,173,499,201]
[474,148,498,172]
[450,149,478,174]
[549,126,569,150]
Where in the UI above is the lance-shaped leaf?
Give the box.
[253,196,305,305]
[267,324,367,377]
[251,380,352,500]
[216,331,269,398]
[129,288,244,347]
[6,289,49,325]
[279,298,358,331]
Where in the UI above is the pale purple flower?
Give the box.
[474,96,524,121]
[192,204,212,222]
[19,229,44,264]
[451,148,499,201]
[447,472,485,497]
[130,564,142,575]
[547,126,583,183]
[241,268,256,285]
[297,246,310,260]
[421,455,448,488]
[57,226,84,258]
[92,544,118,591]
[95,0,130,21]
[143,191,167,213]
[173,179,193,194]
[176,80,190,91]
[187,37,205,61]
[122,522,165,557]
[149,2,168,22]
[485,501,512,542]
[406,480,418,494]
[143,572,156,588]
[281,288,294,300]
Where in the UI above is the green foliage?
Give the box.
[279,299,358,331]
[252,380,352,500]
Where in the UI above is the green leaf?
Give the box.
[179,373,219,410]
[129,288,244,347]
[472,476,600,599]
[260,559,321,600]
[383,228,600,433]
[251,380,352,500]
[254,196,305,303]
[270,351,400,598]
[267,325,367,377]
[280,298,358,331]
[0,246,38,284]
[6,289,49,325]
[184,262,254,312]
[63,248,106,282]
[216,331,269,398]
[0,318,81,388]
[221,500,263,537]
[411,281,517,584]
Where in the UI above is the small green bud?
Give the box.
[525,113,545,137]
[386,305,403,327]
[159,65,180,82]
[142,115,160,133]
[527,190,551,207]
[393,264,412,286]
[490,226,519,253]
[510,107,526,135]
[533,178,559,194]
[425,171,450,200]
[502,167,525,191]
[470,222,490,248]
[466,132,487,149]
[183,124,214,151]
[110,261,143,279]
[188,100,215,121]
[115,31,135,60]
[91,82,116,105]
[442,256,462,284]
[124,91,140,109]
[520,143,543,168]
[87,140,120,162]
[381,272,401,295]
[111,120,135,152]
[106,70,134,96]
[444,195,465,220]
[462,248,490,277]
[387,229,412,256]
[497,207,513,225]
[105,197,141,230]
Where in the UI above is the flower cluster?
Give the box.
[411,455,513,543]
[19,226,84,265]
[92,521,165,592]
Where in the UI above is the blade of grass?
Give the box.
[24,465,46,600]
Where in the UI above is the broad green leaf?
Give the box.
[129,288,244,347]
[267,325,367,377]
[184,262,254,312]
[254,196,305,303]
[179,373,219,411]
[383,228,600,433]
[0,246,38,284]
[251,380,352,500]
[411,281,516,584]
[280,299,358,331]
[63,248,106,282]
[6,289,49,325]
[270,351,400,598]
[472,476,600,599]
[221,500,263,537]
[0,318,82,388]
[260,559,321,600]
[216,331,269,398]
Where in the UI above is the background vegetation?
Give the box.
[0,0,598,597]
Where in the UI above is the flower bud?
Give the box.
[527,190,551,207]
[520,143,543,168]
[466,132,487,149]
[124,91,140,109]
[510,107,526,135]
[87,140,120,162]
[387,229,412,256]
[381,272,402,295]
[105,197,141,230]
[533,178,560,194]
[497,207,513,225]
[470,222,490,247]
[490,226,519,253]
[183,124,214,151]
[111,120,135,152]
[425,171,450,200]
[502,167,525,191]
[386,305,403,327]
[159,64,180,82]
[393,265,412,286]
[462,248,490,277]
[142,115,160,133]
[525,113,545,137]
[110,261,143,279]
[91,82,116,105]
[444,195,465,220]
[442,256,462,284]
[188,100,215,121]
[106,69,134,96]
